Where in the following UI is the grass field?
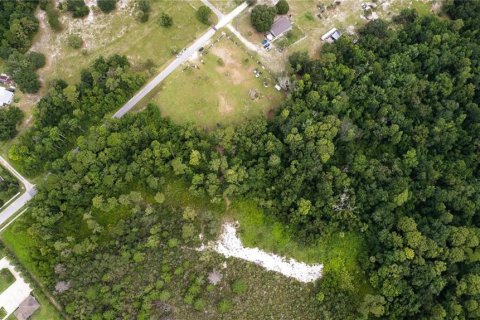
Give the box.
[32,0,208,85]
[139,33,284,129]
[0,268,14,293]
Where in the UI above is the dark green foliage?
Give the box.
[0,1,41,92]
[0,166,19,206]
[45,1,62,31]
[9,55,143,174]
[134,0,150,23]
[66,0,89,18]
[6,51,41,93]
[251,5,277,32]
[27,51,46,69]
[97,0,116,13]
[275,0,289,15]
[159,12,173,28]
[0,106,24,141]
[196,5,212,25]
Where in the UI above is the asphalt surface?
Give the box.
[0,156,36,227]
[112,1,248,118]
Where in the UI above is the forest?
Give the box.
[3,0,480,319]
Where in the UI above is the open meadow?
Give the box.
[138,32,284,129]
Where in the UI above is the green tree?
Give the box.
[275,0,289,15]
[251,5,277,32]
[158,12,173,28]
[196,5,212,25]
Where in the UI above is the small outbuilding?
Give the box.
[268,16,292,39]
[0,87,14,107]
[321,28,342,42]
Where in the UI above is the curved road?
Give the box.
[113,1,248,118]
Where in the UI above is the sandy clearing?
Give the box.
[198,222,323,283]
[218,95,233,115]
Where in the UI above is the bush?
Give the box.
[46,1,62,31]
[27,52,46,69]
[218,299,232,314]
[0,107,24,141]
[196,5,212,25]
[251,5,277,32]
[158,12,173,28]
[97,0,116,13]
[275,0,289,15]
[66,0,90,18]
[134,0,150,23]
[6,52,41,93]
[67,34,83,49]
[231,279,248,294]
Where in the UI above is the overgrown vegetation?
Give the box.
[0,1,41,93]
[196,5,212,25]
[0,166,20,207]
[250,4,277,32]
[0,106,24,141]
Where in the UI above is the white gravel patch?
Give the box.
[199,222,323,283]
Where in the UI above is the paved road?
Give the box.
[0,156,36,227]
[112,1,249,118]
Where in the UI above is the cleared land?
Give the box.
[231,0,436,68]
[139,33,284,128]
[32,1,207,84]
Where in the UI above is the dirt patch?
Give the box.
[218,95,233,115]
[211,46,246,84]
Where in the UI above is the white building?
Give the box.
[0,87,14,107]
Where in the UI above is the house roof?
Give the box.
[270,16,292,37]
[14,295,40,320]
[331,30,341,40]
[0,87,14,106]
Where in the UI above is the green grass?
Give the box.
[0,268,15,293]
[141,34,283,128]
[30,290,63,320]
[276,24,305,49]
[36,0,208,84]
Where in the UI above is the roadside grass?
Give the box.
[33,0,208,85]
[210,0,239,13]
[0,268,15,292]
[139,33,283,129]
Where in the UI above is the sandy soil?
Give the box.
[198,222,323,283]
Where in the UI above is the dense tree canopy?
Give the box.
[275,0,290,15]
[251,5,277,32]
[0,106,24,141]
[7,3,480,320]
[196,5,212,25]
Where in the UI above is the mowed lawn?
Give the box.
[141,34,284,129]
[33,0,208,84]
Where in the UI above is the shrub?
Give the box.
[134,0,150,22]
[27,52,46,69]
[67,34,83,49]
[196,5,212,25]
[66,0,90,18]
[97,0,116,13]
[158,12,173,28]
[251,5,277,32]
[231,279,248,294]
[218,299,232,314]
[275,0,289,15]
[194,299,206,311]
[44,0,62,31]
